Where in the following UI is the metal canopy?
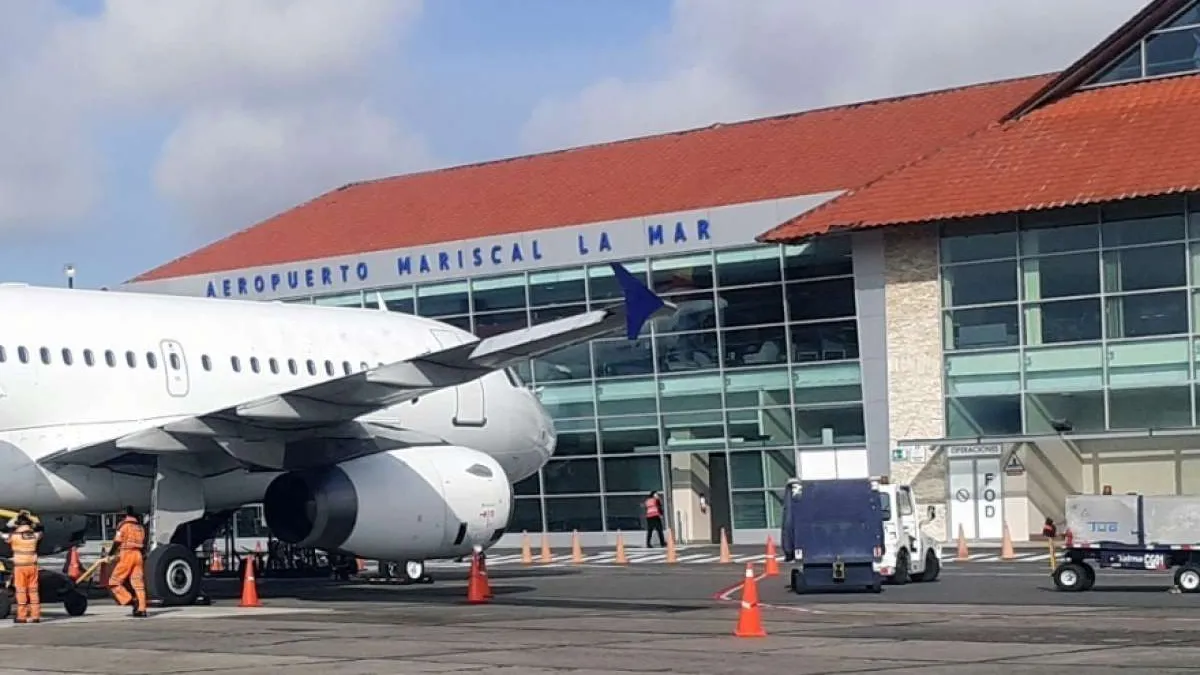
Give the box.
[897,428,1200,456]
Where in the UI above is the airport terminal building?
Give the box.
[125,0,1200,547]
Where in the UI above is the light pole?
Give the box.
[63,264,75,289]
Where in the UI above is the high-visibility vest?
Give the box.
[10,525,38,567]
[644,498,660,519]
[115,517,146,552]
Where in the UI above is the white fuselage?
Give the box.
[0,284,556,516]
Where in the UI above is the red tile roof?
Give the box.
[758,74,1200,244]
[133,75,1052,282]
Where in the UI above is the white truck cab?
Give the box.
[874,477,943,584]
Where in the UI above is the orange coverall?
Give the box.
[5,523,42,623]
[108,516,147,613]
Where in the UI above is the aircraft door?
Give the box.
[430,329,486,427]
[159,339,190,397]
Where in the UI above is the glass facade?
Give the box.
[294,237,864,534]
[940,194,1200,437]
[1089,0,1200,86]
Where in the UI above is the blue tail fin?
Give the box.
[611,263,666,340]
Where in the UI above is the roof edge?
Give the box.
[1003,0,1188,121]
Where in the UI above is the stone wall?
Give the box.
[881,224,949,539]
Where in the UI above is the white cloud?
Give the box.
[154,101,433,229]
[520,0,1152,153]
[0,0,429,235]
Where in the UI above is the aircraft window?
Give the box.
[104,350,116,367]
[125,351,136,368]
[342,361,352,375]
[145,352,157,369]
[0,346,6,363]
[250,357,260,373]
[39,347,51,365]
[324,360,334,376]
[168,353,180,370]
[231,356,241,373]
[306,359,317,376]
[83,349,94,367]
[201,355,212,371]
[360,361,369,371]
[287,358,298,375]
[61,348,73,366]
[17,347,28,364]
[268,357,279,374]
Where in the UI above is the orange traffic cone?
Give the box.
[571,530,584,564]
[476,547,493,599]
[540,533,553,564]
[238,553,262,608]
[209,552,221,574]
[466,552,489,604]
[734,563,767,638]
[764,536,779,577]
[614,531,628,564]
[719,528,732,564]
[97,558,111,587]
[520,531,533,565]
[65,547,81,581]
[1000,523,1015,561]
[356,557,366,573]
[956,524,970,562]
[665,529,677,564]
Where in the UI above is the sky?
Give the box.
[0,0,1153,289]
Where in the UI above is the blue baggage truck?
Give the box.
[783,478,886,594]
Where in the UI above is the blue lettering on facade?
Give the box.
[210,219,713,298]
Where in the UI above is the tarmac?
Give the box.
[1,554,1198,674]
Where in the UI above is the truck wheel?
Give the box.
[890,552,910,585]
[915,550,940,582]
[146,544,202,606]
[1176,565,1200,593]
[1080,563,1096,591]
[790,569,806,594]
[63,590,87,617]
[1052,562,1090,592]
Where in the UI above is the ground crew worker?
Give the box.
[1,510,44,623]
[106,507,148,617]
[643,491,666,548]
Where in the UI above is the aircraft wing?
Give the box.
[39,263,675,473]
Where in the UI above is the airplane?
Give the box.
[0,262,674,606]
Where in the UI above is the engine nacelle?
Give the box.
[0,514,88,558]
[262,446,512,561]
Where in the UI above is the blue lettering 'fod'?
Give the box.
[611,262,666,340]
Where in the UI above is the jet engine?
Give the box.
[262,446,512,561]
[0,513,88,558]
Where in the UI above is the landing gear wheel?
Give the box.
[63,590,87,617]
[916,550,941,582]
[0,589,10,620]
[867,583,882,594]
[146,544,202,606]
[889,552,910,585]
[1175,565,1200,593]
[790,568,806,594]
[1052,561,1091,592]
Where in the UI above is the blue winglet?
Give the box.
[611,263,666,340]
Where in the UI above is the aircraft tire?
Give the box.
[0,588,9,619]
[146,544,202,606]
